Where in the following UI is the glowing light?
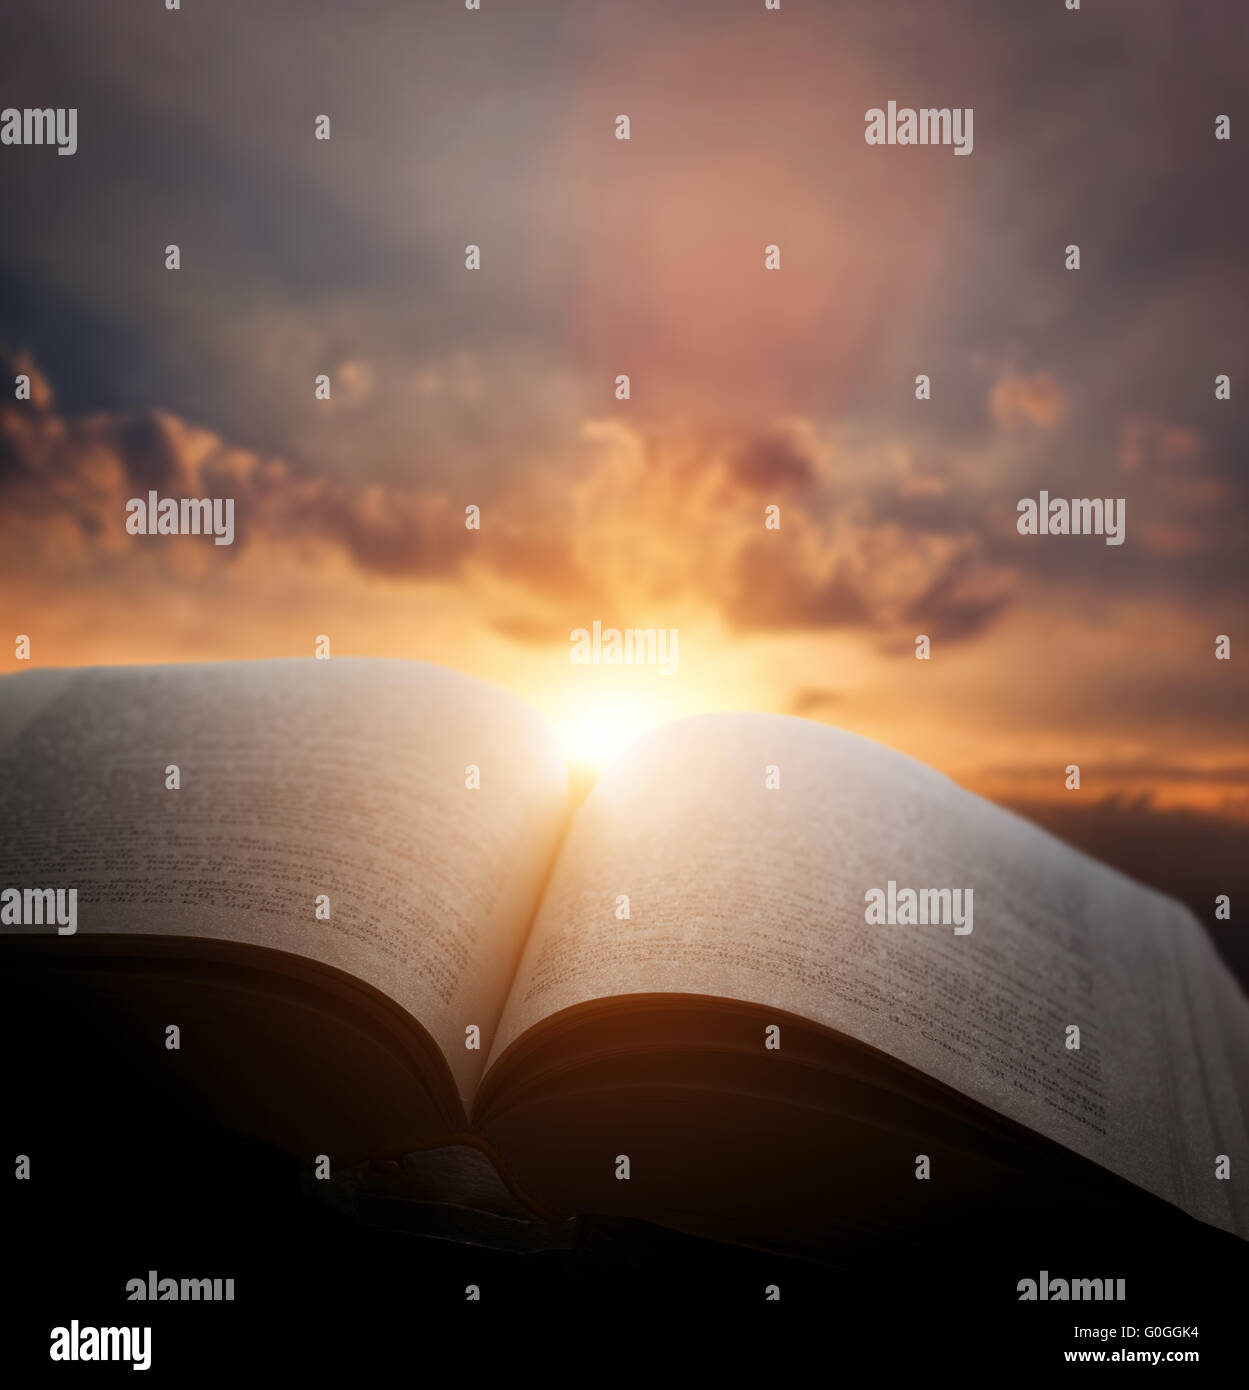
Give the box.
[561,702,656,770]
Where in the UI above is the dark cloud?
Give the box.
[898,560,1014,642]
[988,758,1249,790]
[788,688,843,718]
[490,614,563,646]
[111,413,180,493]
[728,429,816,492]
[727,535,870,632]
[0,366,1017,646]
[1,0,1245,667]
[0,372,467,581]
[1005,795,1249,989]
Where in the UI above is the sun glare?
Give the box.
[561,703,656,771]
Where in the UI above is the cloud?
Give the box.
[989,370,1067,430]
[1004,794,1248,985]
[1,0,1245,668]
[788,687,843,718]
[987,758,1249,791]
[1117,416,1203,475]
[727,424,819,492]
[0,353,466,584]
[474,416,1022,644]
[0,355,1026,650]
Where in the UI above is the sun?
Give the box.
[550,682,676,789]
[545,670,721,798]
[562,704,654,770]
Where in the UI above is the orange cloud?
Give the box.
[1117,415,1205,474]
[989,370,1067,429]
[0,354,1020,662]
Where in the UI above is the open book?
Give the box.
[2,658,1246,1257]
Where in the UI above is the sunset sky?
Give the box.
[1,1,1245,970]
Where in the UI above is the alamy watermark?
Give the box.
[865,880,973,935]
[1017,492,1125,546]
[126,1271,234,1301]
[864,102,973,156]
[50,1322,151,1371]
[1018,1271,1126,1301]
[0,887,76,934]
[1,106,77,155]
[570,621,679,676]
[125,491,235,545]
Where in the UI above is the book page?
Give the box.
[0,659,569,1106]
[489,713,1248,1236]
